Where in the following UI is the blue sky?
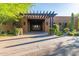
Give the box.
[30,3,79,16]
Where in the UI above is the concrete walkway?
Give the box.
[0,33,75,56]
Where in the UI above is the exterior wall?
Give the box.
[0,16,78,34]
[0,23,13,32]
[21,16,28,34]
[45,17,50,32]
[21,15,50,33]
[53,16,78,30]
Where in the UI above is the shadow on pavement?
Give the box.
[48,40,79,56]
[0,35,49,42]
[5,36,60,48]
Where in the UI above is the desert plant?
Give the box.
[12,28,21,35]
[64,28,70,33]
[57,31,63,36]
[68,32,74,36]
[51,24,62,36]
[75,32,79,36]
[68,29,77,36]
[52,24,59,34]
[70,13,75,31]
[6,27,21,35]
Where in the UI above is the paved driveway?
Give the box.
[49,37,79,56]
[0,33,75,56]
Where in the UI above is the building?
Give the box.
[0,11,78,34]
[20,11,57,33]
[53,16,78,30]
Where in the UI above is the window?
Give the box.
[24,22,26,25]
[46,22,48,25]
[13,22,21,28]
[59,23,61,25]
[53,22,55,24]
[64,22,67,27]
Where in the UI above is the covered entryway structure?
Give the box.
[28,19,45,32]
[20,11,57,34]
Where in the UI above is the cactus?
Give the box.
[70,13,75,31]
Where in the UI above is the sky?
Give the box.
[30,3,79,16]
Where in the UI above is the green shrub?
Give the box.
[56,31,63,36]
[67,29,77,36]
[0,28,22,36]
[68,32,74,36]
[50,24,63,36]
[51,24,59,35]
[0,31,7,36]
[7,28,20,35]
[75,32,79,36]
[14,28,23,35]
[64,28,70,33]
[12,28,20,35]
[0,31,7,34]
[72,29,76,33]
[49,28,52,35]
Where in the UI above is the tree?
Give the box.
[70,13,75,31]
[0,3,32,24]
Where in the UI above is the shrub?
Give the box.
[7,28,20,35]
[0,28,23,36]
[13,28,23,35]
[75,32,79,36]
[49,28,52,35]
[68,32,74,36]
[67,29,77,36]
[72,29,76,33]
[12,28,20,35]
[0,31,7,36]
[51,24,59,35]
[56,31,63,36]
[64,28,70,33]
[50,24,63,36]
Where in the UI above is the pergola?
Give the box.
[20,11,57,29]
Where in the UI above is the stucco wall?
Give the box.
[21,15,50,33]
[0,23,13,32]
[53,16,78,30]
[0,16,78,34]
[21,16,28,33]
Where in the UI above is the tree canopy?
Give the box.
[0,3,31,24]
